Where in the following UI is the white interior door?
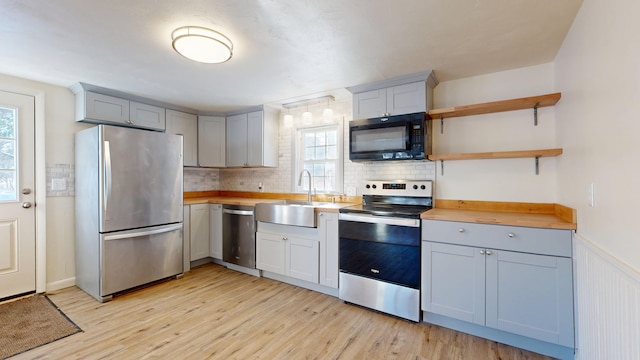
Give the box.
[0,90,35,299]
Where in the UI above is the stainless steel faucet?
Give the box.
[298,169,313,203]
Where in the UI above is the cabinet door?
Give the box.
[166,110,198,166]
[422,242,486,325]
[386,82,426,116]
[318,212,339,288]
[288,237,319,283]
[486,250,574,347]
[183,206,191,272]
[209,204,223,260]
[246,111,264,167]
[226,113,248,167]
[189,204,210,261]
[130,101,166,131]
[256,232,286,275]
[84,91,129,124]
[198,116,226,167]
[353,89,387,119]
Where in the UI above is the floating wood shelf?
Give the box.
[428,93,561,119]
[428,148,563,161]
[429,148,563,176]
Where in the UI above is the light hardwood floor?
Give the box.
[16,264,550,359]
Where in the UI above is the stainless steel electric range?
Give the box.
[338,180,433,322]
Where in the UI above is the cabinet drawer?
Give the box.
[422,220,572,257]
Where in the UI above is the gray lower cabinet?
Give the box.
[421,219,574,351]
[256,212,338,288]
[189,204,210,261]
[209,204,223,260]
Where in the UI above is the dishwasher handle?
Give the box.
[223,208,254,216]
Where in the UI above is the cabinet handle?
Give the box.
[458,228,465,233]
[480,249,486,255]
[370,269,380,274]
[319,213,324,216]
[282,237,288,240]
[486,250,493,255]
[507,233,516,238]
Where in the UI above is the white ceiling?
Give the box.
[0,0,583,112]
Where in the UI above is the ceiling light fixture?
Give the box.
[171,26,233,64]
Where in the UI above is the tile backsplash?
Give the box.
[46,163,75,197]
[184,167,220,192]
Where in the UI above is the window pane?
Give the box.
[304,133,315,147]
[315,132,326,146]
[326,145,337,159]
[0,108,16,138]
[0,139,15,169]
[0,170,16,201]
[315,146,326,159]
[326,130,337,145]
[313,163,325,176]
[304,147,314,160]
[313,176,325,191]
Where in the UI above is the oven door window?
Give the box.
[339,220,420,289]
[350,125,408,153]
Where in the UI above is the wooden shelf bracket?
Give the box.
[440,115,444,134]
[535,156,540,175]
[440,160,444,176]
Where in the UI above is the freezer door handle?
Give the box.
[104,140,112,214]
[103,223,183,241]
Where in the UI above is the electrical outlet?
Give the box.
[588,183,595,207]
[258,182,264,192]
[51,178,66,191]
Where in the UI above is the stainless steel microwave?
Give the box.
[349,112,432,162]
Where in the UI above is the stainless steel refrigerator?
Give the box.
[75,125,184,302]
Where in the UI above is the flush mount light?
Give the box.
[171,26,233,64]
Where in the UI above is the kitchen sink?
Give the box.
[254,200,334,228]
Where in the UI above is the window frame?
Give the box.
[293,122,343,195]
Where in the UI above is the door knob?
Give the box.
[22,202,33,208]
[22,188,32,195]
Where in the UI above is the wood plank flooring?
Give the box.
[15,264,551,359]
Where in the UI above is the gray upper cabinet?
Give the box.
[166,110,198,166]
[198,116,226,168]
[347,71,438,120]
[421,219,574,348]
[226,106,279,168]
[70,83,168,131]
[129,101,166,130]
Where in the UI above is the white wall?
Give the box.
[432,63,559,202]
[554,0,640,358]
[0,72,89,290]
[555,0,640,272]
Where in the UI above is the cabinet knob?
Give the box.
[458,228,465,233]
[486,250,493,255]
[480,249,486,255]
[507,233,515,238]
[319,213,324,216]
[282,237,288,240]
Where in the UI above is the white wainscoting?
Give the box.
[574,234,640,359]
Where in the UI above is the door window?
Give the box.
[0,106,17,202]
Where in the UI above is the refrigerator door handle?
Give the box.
[104,140,112,215]
[103,223,183,241]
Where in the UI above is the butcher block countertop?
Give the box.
[421,199,577,230]
[184,191,358,213]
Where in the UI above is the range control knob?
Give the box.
[372,184,377,189]
[421,185,426,190]
[413,185,418,190]
[365,184,371,189]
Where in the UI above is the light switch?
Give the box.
[51,178,66,191]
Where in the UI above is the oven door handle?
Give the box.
[339,213,420,227]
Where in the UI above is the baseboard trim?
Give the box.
[46,277,75,292]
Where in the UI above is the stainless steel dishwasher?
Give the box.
[222,205,256,269]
